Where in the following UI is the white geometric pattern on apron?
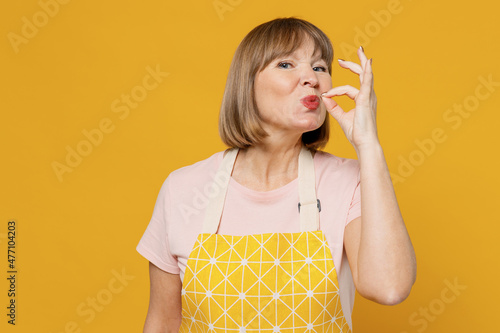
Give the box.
[180,231,351,332]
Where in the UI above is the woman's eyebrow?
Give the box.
[284,52,325,62]
[312,52,326,62]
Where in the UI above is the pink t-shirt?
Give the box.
[136,149,361,329]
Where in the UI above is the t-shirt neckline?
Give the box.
[217,149,319,201]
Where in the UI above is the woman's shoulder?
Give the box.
[314,150,359,172]
[164,150,225,189]
[314,150,360,197]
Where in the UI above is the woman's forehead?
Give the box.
[276,35,324,58]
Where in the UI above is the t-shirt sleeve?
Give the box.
[136,176,180,274]
[346,168,361,226]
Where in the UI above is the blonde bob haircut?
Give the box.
[219,17,334,151]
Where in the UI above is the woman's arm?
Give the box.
[321,47,416,305]
[344,143,417,305]
[143,262,182,333]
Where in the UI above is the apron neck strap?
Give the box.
[202,145,319,234]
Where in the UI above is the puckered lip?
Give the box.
[300,94,320,103]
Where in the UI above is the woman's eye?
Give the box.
[277,62,292,69]
[277,62,327,72]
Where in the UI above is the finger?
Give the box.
[357,46,369,72]
[321,85,359,100]
[360,58,373,95]
[338,59,364,84]
[368,58,374,90]
[357,59,374,106]
[322,97,342,113]
[337,59,362,75]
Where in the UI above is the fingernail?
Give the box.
[370,58,373,65]
[321,92,326,96]
[359,45,364,52]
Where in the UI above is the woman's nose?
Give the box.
[300,67,319,87]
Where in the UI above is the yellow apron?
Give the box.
[179,145,352,332]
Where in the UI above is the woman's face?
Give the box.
[254,37,332,138]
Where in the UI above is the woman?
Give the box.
[137,17,416,332]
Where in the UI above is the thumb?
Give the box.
[322,96,343,121]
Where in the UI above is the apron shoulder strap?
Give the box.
[298,146,320,232]
[202,148,238,234]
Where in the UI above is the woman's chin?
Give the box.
[297,120,323,133]
[301,113,325,130]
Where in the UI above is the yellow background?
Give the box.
[1,0,498,332]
